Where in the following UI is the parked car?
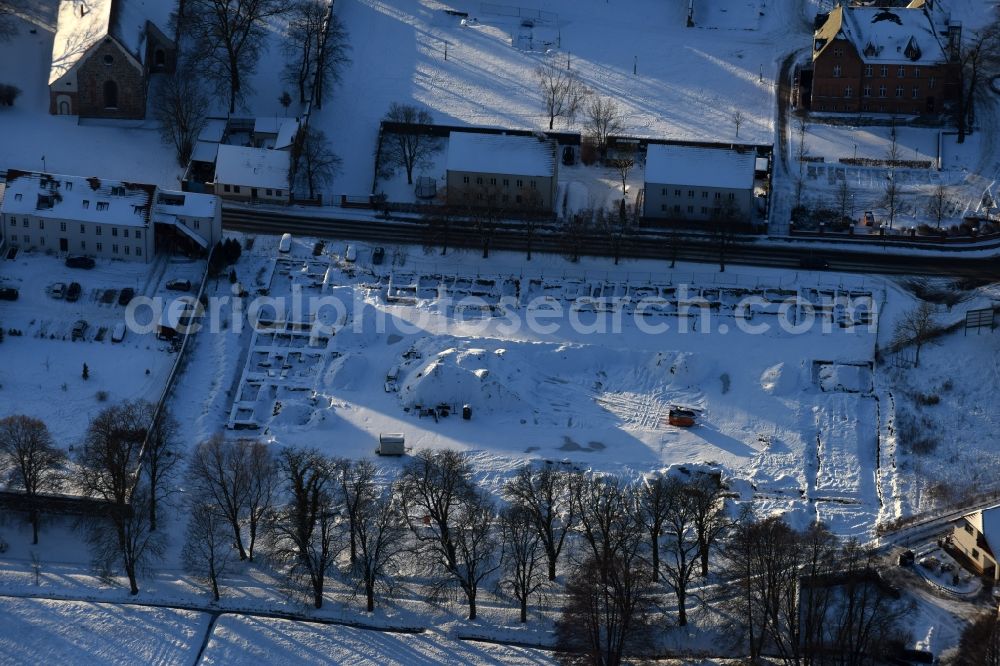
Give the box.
[863,211,876,226]
[166,279,191,292]
[799,255,830,270]
[71,320,88,341]
[118,287,135,306]
[65,256,95,269]
[51,283,67,299]
[0,286,18,301]
[372,246,385,265]
[66,282,82,302]
[111,322,126,343]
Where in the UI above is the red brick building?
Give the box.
[48,0,176,119]
[808,2,961,115]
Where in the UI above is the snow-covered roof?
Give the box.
[968,506,1000,557]
[154,189,218,219]
[813,4,948,65]
[1,170,154,228]
[254,117,299,150]
[49,0,176,85]
[447,133,556,178]
[191,141,219,164]
[644,144,756,190]
[214,145,290,190]
[199,118,228,143]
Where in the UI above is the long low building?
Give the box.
[214,144,291,204]
[445,132,558,212]
[1,170,221,262]
[642,144,756,223]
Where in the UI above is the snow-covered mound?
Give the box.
[760,362,800,395]
[398,347,528,414]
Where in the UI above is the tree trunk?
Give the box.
[350,527,357,564]
[210,563,220,601]
[31,508,39,545]
[700,542,710,577]
[149,494,157,532]
[366,581,375,612]
[650,539,659,582]
[548,114,554,130]
[677,587,687,626]
[126,564,139,595]
[230,519,248,561]
[468,594,477,621]
[520,597,528,623]
[313,582,324,609]
[547,553,557,581]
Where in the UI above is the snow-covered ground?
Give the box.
[0,597,208,666]
[318,0,789,198]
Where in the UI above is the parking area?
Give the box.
[0,251,206,445]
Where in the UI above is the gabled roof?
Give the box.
[644,144,756,190]
[447,133,556,178]
[812,3,947,65]
[0,170,154,228]
[214,145,290,190]
[49,0,175,84]
[968,506,1000,559]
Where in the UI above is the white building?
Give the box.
[445,132,558,211]
[214,144,291,203]
[1,170,220,262]
[643,144,757,223]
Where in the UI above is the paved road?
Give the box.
[224,207,1000,280]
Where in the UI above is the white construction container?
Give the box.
[377,433,405,456]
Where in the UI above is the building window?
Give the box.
[863,85,871,97]
[701,206,708,214]
[96,243,102,251]
[22,219,28,227]
[895,86,904,98]
[7,218,13,227]
[224,184,231,192]
[897,66,905,77]
[13,193,21,201]
[112,228,118,237]
[673,205,680,213]
[912,87,920,99]
[880,65,888,77]
[96,202,109,211]
[80,224,85,233]
[530,180,537,189]
[39,220,44,230]
[265,189,272,196]
[475,177,483,185]
[124,229,130,238]
[60,222,66,232]
[96,226,101,235]
[714,192,721,200]
[276,190,282,196]
[193,221,199,229]
[112,244,118,254]
[23,234,29,243]
[490,177,496,185]
[913,68,920,78]
[728,193,735,200]
[124,246,130,255]
[661,188,667,196]
[966,523,975,535]
[103,54,114,66]
[878,85,887,98]
[929,77,935,88]
[687,190,694,198]
[833,47,843,57]
[65,181,73,191]
[832,65,841,78]
[864,64,872,77]
[503,179,509,187]
[844,86,852,98]
[135,230,140,239]
[111,186,125,196]
[973,549,980,560]
[702,191,708,199]
[661,204,667,212]
[39,237,44,246]
[80,241,86,250]
[103,80,118,109]
[687,205,694,213]
[136,247,141,257]
[516,179,523,188]
[674,189,681,196]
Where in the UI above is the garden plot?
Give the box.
[222,245,883,535]
[0,252,202,445]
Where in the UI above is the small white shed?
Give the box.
[377,433,406,456]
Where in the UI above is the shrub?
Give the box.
[0,84,21,106]
[96,390,109,402]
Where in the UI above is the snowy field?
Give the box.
[0,5,181,186]
[318,0,790,197]
[0,252,205,445]
[0,597,208,666]
[201,615,553,665]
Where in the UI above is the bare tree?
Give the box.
[82,485,164,596]
[181,0,289,113]
[892,301,938,367]
[928,184,948,228]
[143,406,182,532]
[537,63,587,130]
[636,474,673,581]
[956,18,1000,143]
[380,103,441,185]
[687,473,728,577]
[708,203,743,273]
[503,464,577,581]
[584,96,624,156]
[881,173,903,230]
[732,109,745,138]
[291,126,341,201]
[270,447,340,608]
[181,502,232,601]
[609,156,634,196]
[397,449,499,620]
[554,554,653,666]
[836,179,851,224]
[154,67,209,166]
[352,486,405,612]
[312,10,350,109]
[0,415,65,544]
[574,474,642,572]
[885,123,900,163]
[337,458,376,565]
[0,0,23,42]
[659,477,701,627]
[499,505,547,623]
[187,437,275,561]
